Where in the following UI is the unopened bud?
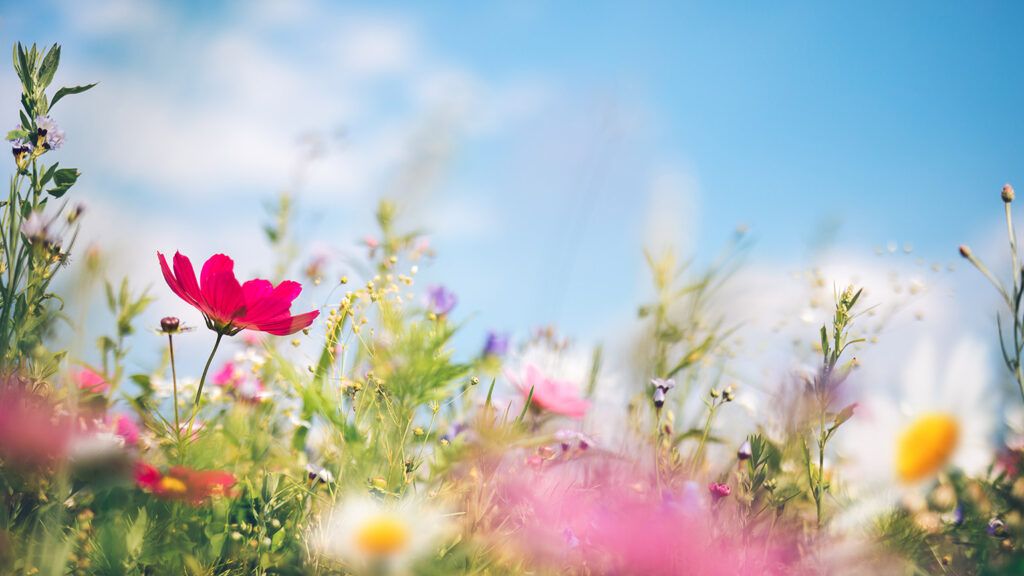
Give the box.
[1003,183,1016,203]
[959,245,972,259]
[160,317,180,333]
[737,440,752,461]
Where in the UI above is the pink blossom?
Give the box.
[158,251,319,336]
[212,362,268,403]
[708,481,732,501]
[74,367,109,394]
[510,364,590,419]
[110,413,140,446]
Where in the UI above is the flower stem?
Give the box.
[184,331,224,440]
[692,401,718,475]
[167,334,180,435]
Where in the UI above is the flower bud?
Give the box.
[708,481,731,501]
[737,440,752,461]
[988,518,1006,538]
[1003,183,1015,203]
[160,317,180,333]
[959,245,972,258]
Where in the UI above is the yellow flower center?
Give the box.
[896,413,959,483]
[354,514,410,556]
[158,476,188,494]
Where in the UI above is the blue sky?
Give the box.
[0,1,1020,382]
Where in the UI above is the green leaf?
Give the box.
[4,129,29,141]
[515,385,534,424]
[830,402,858,431]
[15,43,33,95]
[484,377,496,407]
[37,44,60,91]
[47,167,79,198]
[125,507,147,558]
[49,82,97,109]
[39,162,58,186]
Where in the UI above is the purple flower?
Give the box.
[8,127,33,158]
[988,518,1006,537]
[427,285,457,316]
[35,116,64,150]
[441,422,467,444]
[21,212,57,246]
[554,429,594,452]
[483,331,510,357]
[650,378,675,409]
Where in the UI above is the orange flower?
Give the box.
[135,462,236,505]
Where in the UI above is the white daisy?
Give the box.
[837,336,994,525]
[312,495,452,574]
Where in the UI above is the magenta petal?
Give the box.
[241,279,274,310]
[255,310,320,336]
[158,252,193,305]
[170,252,204,308]
[242,280,302,323]
[201,270,245,323]
[200,254,235,293]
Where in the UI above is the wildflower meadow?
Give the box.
[2,5,1024,576]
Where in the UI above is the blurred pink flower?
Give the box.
[497,459,784,575]
[0,386,72,469]
[510,364,590,419]
[213,362,268,403]
[74,367,109,394]
[110,413,140,446]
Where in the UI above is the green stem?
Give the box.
[184,331,224,440]
[168,334,180,436]
[692,401,718,474]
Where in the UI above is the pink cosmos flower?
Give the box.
[74,367,109,394]
[510,364,590,419]
[110,414,140,446]
[158,251,319,336]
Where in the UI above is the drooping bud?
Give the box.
[959,245,972,259]
[1003,183,1016,203]
[737,440,752,461]
[650,378,675,409]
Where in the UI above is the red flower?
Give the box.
[158,251,319,336]
[135,462,236,505]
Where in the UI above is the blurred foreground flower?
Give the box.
[497,458,783,575]
[509,364,590,419]
[157,251,319,336]
[74,367,109,394]
[312,495,452,574]
[134,462,236,505]
[213,361,269,403]
[482,330,509,358]
[426,285,457,317]
[0,385,72,469]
